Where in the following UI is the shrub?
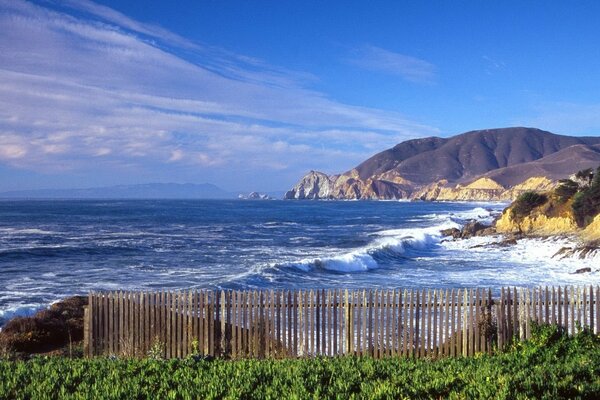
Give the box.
[575,168,594,186]
[0,327,599,399]
[554,179,579,203]
[572,166,600,227]
[510,191,547,219]
[0,296,87,354]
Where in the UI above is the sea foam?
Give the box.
[276,219,460,273]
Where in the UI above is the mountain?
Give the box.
[0,183,234,199]
[285,127,600,201]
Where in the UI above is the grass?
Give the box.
[0,325,599,399]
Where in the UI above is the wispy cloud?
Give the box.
[0,0,439,190]
[348,45,437,84]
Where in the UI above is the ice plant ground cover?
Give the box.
[0,325,599,399]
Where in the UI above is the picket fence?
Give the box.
[84,286,600,359]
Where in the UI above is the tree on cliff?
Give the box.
[510,191,548,219]
[572,166,600,227]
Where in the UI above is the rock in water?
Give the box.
[440,228,461,238]
[460,221,492,239]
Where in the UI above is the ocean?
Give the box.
[0,199,597,326]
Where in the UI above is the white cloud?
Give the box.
[0,0,439,189]
[0,142,27,160]
[348,45,437,84]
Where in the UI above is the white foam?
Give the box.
[423,206,502,225]
[278,220,460,273]
[282,251,378,273]
[0,228,58,235]
[441,235,600,286]
[0,305,40,326]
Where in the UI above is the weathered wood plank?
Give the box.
[373,289,380,358]
[379,290,385,358]
[408,290,415,358]
[596,286,600,335]
[462,290,468,357]
[368,289,374,357]
[456,289,463,357]
[449,289,455,357]
[588,286,594,334]
[292,290,297,357]
[392,289,398,357]
[557,287,562,331]
[443,289,450,357]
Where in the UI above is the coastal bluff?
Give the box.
[495,169,600,244]
[285,127,600,201]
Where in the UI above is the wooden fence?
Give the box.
[84,286,600,359]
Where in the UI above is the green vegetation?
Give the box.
[509,166,600,228]
[555,179,579,203]
[510,191,548,219]
[1,325,599,399]
[573,166,600,227]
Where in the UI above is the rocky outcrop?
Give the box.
[285,128,600,201]
[553,243,600,260]
[495,192,578,236]
[287,172,556,201]
[495,210,578,235]
[284,171,338,199]
[441,221,495,239]
[581,214,600,241]
[285,169,412,200]
[239,192,273,200]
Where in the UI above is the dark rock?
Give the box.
[552,247,573,259]
[470,237,517,249]
[440,228,461,238]
[553,243,599,260]
[497,238,517,246]
[460,221,492,239]
[478,227,497,236]
[574,267,592,274]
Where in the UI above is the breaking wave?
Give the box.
[274,220,460,273]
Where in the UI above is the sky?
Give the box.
[1,1,600,192]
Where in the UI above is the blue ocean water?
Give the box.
[0,200,597,325]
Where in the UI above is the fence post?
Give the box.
[497,288,504,351]
[83,305,90,357]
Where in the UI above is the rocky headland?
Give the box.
[442,168,600,273]
[285,127,600,201]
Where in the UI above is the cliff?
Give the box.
[284,171,338,199]
[495,207,578,235]
[285,127,600,201]
[494,175,600,241]
[581,214,600,241]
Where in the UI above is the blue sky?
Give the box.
[1,0,600,192]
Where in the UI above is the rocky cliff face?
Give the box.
[285,127,600,201]
[286,172,556,201]
[495,209,578,235]
[582,214,600,241]
[284,171,338,199]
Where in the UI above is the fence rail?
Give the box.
[84,286,600,359]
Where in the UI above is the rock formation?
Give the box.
[285,127,600,201]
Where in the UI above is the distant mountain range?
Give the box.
[285,127,600,201]
[0,183,234,199]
